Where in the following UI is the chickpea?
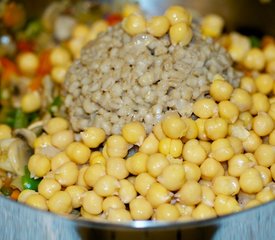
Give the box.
[122,14,146,36]
[227,136,244,154]
[243,48,265,71]
[182,118,198,140]
[199,140,211,155]
[250,93,270,115]
[201,185,215,207]
[107,208,132,222]
[18,189,37,203]
[240,76,256,94]
[193,98,218,119]
[214,195,241,216]
[161,114,187,139]
[82,191,103,215]
[228,120,250,141]
[228,154,254,177]
[253,112,274,137]
[200,158,224,180]
[80,207,103,221]
[126,152,148,175]
[122,3,140,18]
[84,164,106,188]
[21,91,41,113]
[122,122,146,145]
[28,154,51,178]
[139,133,159,154]
[102,196,125,212]
[169,22,193,46]
[93,175,119,197]
[66,142,91,164]
[153,122,166,141]
[176,180,202,205]
[0,124,12,140]
[254,165,272,186]
[218,101,239,123]
[182,161,201,182]
[130,197,153,220]
[106,135,129,158]
[158,164,185,191]
[195,118,209,141]
[106,157,128,180]
[17,52,39,76]
[147,16,170,37]
[86,20,108,42]
[230,88,252,112]
[155,203,180,221]
[242,131,262,153]
[164,5,192,25]
[51,66,67,84]
[210,138,234,162]
[205,117,228,140]
[192,203,217,220]
[26,194,48,211]
[54,161,79,187]
[263,43,275,61]
[147,153,169,177]
[65,185,87,209]
[158,137,183,158]
[266,59,275,74]
[47,191,72,214]
[239,111,253,130]
[77,165,90,188]
[175,203,194,217]
[49,47,71,67]
[51,130,74,150]
[80,127,106,148]
[213,176,240,196]
[201,14,224,38]
[239,168,263,194]
[38,178,61,199]
[182,139,207,165]
[51,152,70,171]
[146,182,172,208]
[119,179,137,203]
[245,199,261,209]
[254,144,275,167]
[256,187,275,203]
[255,74,274,95]
[44,117,69,135]
[134,172,156,196]
[210,79,233,102]
[89,154,106,166]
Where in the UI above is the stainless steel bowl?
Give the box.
[1,1,275,239]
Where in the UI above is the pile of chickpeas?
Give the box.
[10,71,274,222]
[122,5,194,45]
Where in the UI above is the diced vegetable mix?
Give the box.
[0,0,275,222]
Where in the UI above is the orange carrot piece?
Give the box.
[29,75,43,91]
[10,189,21,201]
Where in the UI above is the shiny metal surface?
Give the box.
[1,0,275,239]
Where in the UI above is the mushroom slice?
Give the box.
[14,128,37,148]
[0,138,33,176]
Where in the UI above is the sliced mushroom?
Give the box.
[0,138,33,176]
[14,128,37,148]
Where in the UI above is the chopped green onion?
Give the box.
[21,166,42,191]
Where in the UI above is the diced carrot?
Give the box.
[29,75,43,91]
[0,57,19,82]
[105,13,123,26]
[10,189,20,200]
[37,49,52,76]
[17,40,35,52]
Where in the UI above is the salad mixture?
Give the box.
[0,0,275,222]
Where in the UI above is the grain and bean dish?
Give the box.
[0,0,275,222]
